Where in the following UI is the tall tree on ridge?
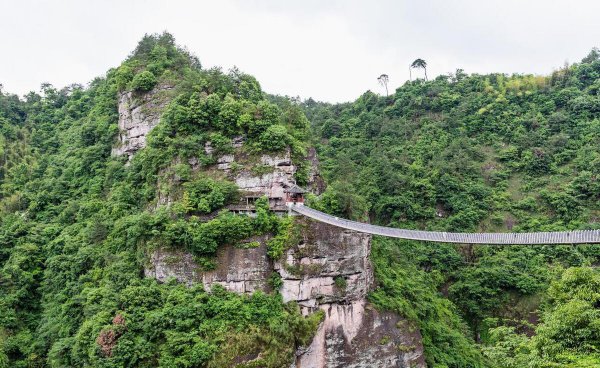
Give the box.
[411,58,428,80]
[377,74,389,96]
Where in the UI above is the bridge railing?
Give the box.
[291,205,600,245]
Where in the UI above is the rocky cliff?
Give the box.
[281,218,425,368]
[121,85,425,368]
[145,235,272,293]
[144,217,425,368]
[229,149,296,203]
[111,84,310,206]
[111,85,173,160]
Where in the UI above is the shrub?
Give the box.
[268,272,283,290]
[131,70,157,92]
[114,63,135,90]
[182,176,238,214]
[334,276,347,290]
[259,125,289,151]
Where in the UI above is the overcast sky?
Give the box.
[1,0,599,103]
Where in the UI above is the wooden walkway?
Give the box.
[291,205,600,245]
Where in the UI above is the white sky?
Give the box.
[0,0,599,103]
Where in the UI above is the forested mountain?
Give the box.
[0,33,599,367]
[0,33,319,368]
[304,49,600,367]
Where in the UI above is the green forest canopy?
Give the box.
[305,46,600,367]
[0,33,599,367]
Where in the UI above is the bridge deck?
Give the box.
[291,205,600,245]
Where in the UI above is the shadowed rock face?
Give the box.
[144,219,425,368]
[275,219,373,311]
[202,240,273,293]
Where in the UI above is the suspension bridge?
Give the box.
[290,205,600,245]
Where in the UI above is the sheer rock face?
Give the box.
[144,235,272,293]
[231,149,296,199]
[145,247,200,286]
[202,143,297,202]
[202,236,272,293]
[275,219,373,311]
[283,219,425,368]
[111,85,173,160]
[292,300,425,368]
[144,218,425,368]
[207,145,322,201]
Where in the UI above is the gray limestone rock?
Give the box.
[144,235,272,293]
[283,219,426,368]
[144,218,425,368]
[111,85,173,160]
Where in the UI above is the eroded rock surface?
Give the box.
[145,218,425,367]
[232,150,296,200]
[111,85,173,160]
[200,141,298,209]
[207,144,323,204]
[145,247,200,286]
[283,219,425,368]
[275,219,373,311]
[293,300,425,368]
[144,235,272,293]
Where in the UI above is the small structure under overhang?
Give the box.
[284,184,307,206]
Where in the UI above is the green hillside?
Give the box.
[0,33,319,368]
[304,49,600,367]
[1,32,599,367]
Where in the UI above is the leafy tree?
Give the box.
[2,30,600,368]
[259,124,289,151]
[411,58,428,80]
[483,267,600,367]
[532,267,600,361]
[304,48,600,364]
[0,33,315,368]
[131,70,157,92]
[182,176,238,214]
[370,238,485,367]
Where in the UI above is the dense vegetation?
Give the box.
[305,48,600,366]
[1,31,599,367]
[0,33,318,368]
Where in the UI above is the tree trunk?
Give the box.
[424,67,428,81]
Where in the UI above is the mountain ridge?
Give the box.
[0,32,599,367]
